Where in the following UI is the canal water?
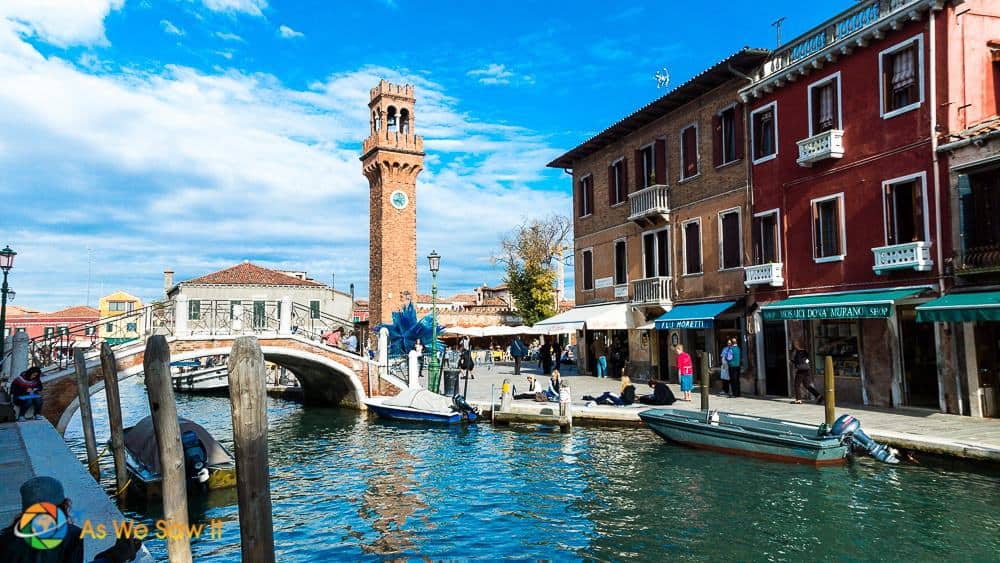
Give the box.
[65,379,1000,561]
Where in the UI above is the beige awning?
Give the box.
[534,302,631,334]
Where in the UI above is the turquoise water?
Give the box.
[66,381,1000,561]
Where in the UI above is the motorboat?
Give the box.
[639,409,898,465]
[121,416,236,498]
[364,388,478,424]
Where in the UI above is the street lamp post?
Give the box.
[427,250,441,393]
[0,245,17,368]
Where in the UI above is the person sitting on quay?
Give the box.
[513,375,540,400]
[638,378,677,406]
[11,366,44,421]
[544,369,562,401]
[584,375,637,406]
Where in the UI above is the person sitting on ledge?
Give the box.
[584,376,637,406]
[11,366,44,421]
[638,378,677,405]
[513,375,540,400]
[544,370,562,401]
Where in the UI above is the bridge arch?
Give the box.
[51,337,387,434]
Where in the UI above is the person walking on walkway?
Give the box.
[727,337,742,398]
[592,335,607,378]
[510,336,528,375]
[540,338,554,375]
[675,344,694,402]
[790,340,821,404]
[609,337,625,381]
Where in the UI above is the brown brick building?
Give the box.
[362,80,424,326]
[547,48,768,385]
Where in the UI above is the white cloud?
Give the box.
[214,31,243,42]
[201,0,267,17]
[0,0,124,47]
[0,16,570,311]
[467,63,514,85]
[278,25,303,39]
[161,19,184,36]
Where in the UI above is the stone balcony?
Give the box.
[631,277,672,307]
[744,263,785,287]
[797,129,844,167]
[872,241,934,275]
[628,184,670,225]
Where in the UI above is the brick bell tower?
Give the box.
[361,80,424,326]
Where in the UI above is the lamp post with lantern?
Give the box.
[0,245,17,366]
[427,250,441,392]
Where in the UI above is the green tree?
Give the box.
[496,215,571,325]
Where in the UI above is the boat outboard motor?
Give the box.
[451,394,479,422]
[181,430,211,485]
[830,414,899,464]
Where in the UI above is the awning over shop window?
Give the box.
[654,301,736,330]
[534,302,631,334]
[916,291,1000,323]
[760,288,924,321]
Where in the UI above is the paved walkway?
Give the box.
[431,361,1000,463]
[0,420,154,561]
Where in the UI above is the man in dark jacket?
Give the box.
[510,336,528,375]
[638,379,677,405]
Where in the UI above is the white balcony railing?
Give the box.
[631,277,672,306]
[744,263,785,287]
[797,129,844,167]
[628,184,670,222]
[755,0,922,82]
[872,241,934,275]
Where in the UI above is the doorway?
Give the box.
[763,321,788,396]
[658,330,674,382]
[901,317,939,408]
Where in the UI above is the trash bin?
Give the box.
[443,369,460,396]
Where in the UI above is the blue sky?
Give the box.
[2,0,856,311]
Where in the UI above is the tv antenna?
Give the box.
[653,67,670,89]
[771,17,786,48]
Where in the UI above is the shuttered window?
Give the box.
[614,240,627,285]
[884,178,926,245]
[640,146,655,187]
[188,300,201,321]
[581,250,594,290]
[683,220,702,274]
[811,77,839,134]
[681,125,698,179]
[609,159,626,205]
[578,175,594,217]
[642,230,671,278]
[752,104,777,161]
[720,210,742,270]
[880,37,922,116]
[642,233,656,278]
[310,300,321,319]
[714,107,738,167]
[753,212,780,265]
[813,196,843,260]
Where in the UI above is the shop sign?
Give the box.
[655,319,713,329]
[613,286,628,298]
[595,277,613,289]
[761,304,891,321]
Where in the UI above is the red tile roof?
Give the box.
[185,262,325,287]
[38,306,99,318]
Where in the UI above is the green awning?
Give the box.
[916,291,1000,323]
[760,288,924,321]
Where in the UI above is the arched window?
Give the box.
[386,106,397,127]
[399,108,410,134]
[373,110,381,131]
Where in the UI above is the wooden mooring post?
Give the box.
[558,385,572,433]
[699,351,710,412]
[824,355,836,426]
[73,348,100,480]
[143,335,192,563]
[100,342,128,500]
[228,336,276,563]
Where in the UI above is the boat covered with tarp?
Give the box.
[122,416,236,497]
[365,388,478,424]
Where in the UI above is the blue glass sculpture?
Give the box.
[377,301,444,358]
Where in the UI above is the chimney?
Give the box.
[163,269,174,296]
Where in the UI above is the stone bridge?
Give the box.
[12,297,408,434]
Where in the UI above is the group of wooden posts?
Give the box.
[73,335,276,563]
[495,379,573,432]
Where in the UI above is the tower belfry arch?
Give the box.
[361,80,425,326]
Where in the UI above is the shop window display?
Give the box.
[812,320,861,378]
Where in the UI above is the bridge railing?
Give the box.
[290,302,354,341]
[28,302,175,371]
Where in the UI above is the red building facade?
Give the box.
[743,0,999,413]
